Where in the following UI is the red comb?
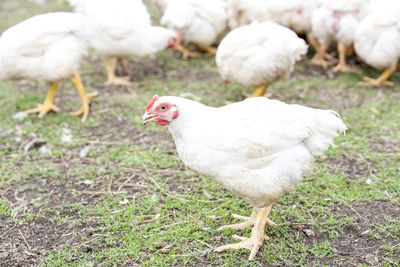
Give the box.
[146,95,159,111]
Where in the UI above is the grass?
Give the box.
[0,0,400,266]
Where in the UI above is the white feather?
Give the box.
[311,0,370,46]
[160,0,227,45]
[226,0,320,36]
[0,12,87,82]
[216,21,308,87]
[69,0,177,58]
[151,96,346,207]
[354,1,400,69]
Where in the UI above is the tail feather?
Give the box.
[305,110,347,156]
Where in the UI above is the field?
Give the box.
[0,1,400,266]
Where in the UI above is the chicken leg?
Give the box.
[25,82,60,117]
[310,43,331,68]
[306,34,320,55]
[332,42,360,73]
[103,57,132,86]
[252,84,269,97]
[242,84,270,98]
[117,57,130,76]
[175,43,202,59]
[218,207,276,231]
[69,73,98,122]
[360,61,399,86]
[215,205,275,260]
[197,43,217,56]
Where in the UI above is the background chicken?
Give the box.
[310,0,370,71]
[226,0,321,60]
[68,0,180,85]
[216,21,308,97]
[160,0,227,59]
[0,12,96,121]
[354,0,400,86]
[143,95,346,260]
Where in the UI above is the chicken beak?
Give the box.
[143,112,157,125]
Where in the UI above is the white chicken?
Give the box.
[68,0,180,85]
[354,1,400,86]
[216,21,308,97]
[0,12,97,121]
[160,0,228,59]
[310,0,370,71]
[226,0,321,59]
[143,95,346,260]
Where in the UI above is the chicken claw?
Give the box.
[25,103,60,117]
[70,73,98,122]
[214,233,268,261]
[216,205,274,260]
[359,64,399,86]
[24,82,60,117]
[332,63,360,74]
[218,208,276,231]
[197,43,217,56]
[175,43,202,59]
[103,57,132,86]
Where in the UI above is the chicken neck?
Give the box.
[215,205,275,260]
[24,82,60,117]
[69,72,98,122]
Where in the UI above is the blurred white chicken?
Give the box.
[310,0,370,71]
[160,0,228,59]
[0,12,97,121]
[354,0,400,86]
[216,21,308,97]
[68,0,180,85]
[143,95,346,260]
[226,0,321,59]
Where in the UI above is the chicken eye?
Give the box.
[160,105,167,111]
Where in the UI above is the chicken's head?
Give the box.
[143,95,179,126]
[167,31,180,49]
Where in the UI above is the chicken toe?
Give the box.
[215,205,274,260]
[197,43,217,56]
[24,82,60,117]
[359,64,399,86]
[175,43,202,59]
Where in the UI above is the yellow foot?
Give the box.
[359,76,393,86]
[324,52,337,62]
[214,234,269,261]
[197,44,217,56]
[218,212,276,231]
[24,103,60,118]
[310,56,329,69]
[175,44,202,59]
[215,206,275,260]
[105,75,132,86]
[332,64,360,74]
[24,82,60,118]
[69,92,98,122]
